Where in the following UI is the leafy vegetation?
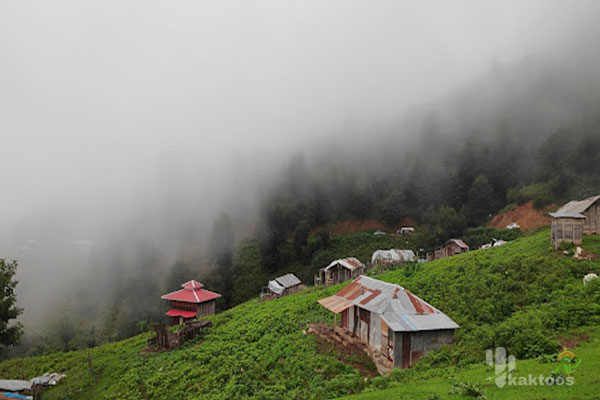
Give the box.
[1,230,599,399]
[339,326,600,400]
[0,259,22,349]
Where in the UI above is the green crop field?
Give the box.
[0,229,599,399]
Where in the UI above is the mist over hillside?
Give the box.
[1,1,600,357]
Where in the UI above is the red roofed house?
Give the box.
[161,280,221,325]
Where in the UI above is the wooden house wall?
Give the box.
[196,300,216,317]
[583,202,600,235]
[551,217,584,248]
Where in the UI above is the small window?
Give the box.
[564,223,573,240]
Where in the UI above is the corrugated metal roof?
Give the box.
[318,295,354,313]
[381,313,459,332]
[321,257,365,272]
[319,275,459,332]
[555,195,600,216]
[161,281,221,304]
[549,212,586,219]
[447,239,469,249]
[275,273,301,288]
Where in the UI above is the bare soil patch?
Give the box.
[488,201,555,231]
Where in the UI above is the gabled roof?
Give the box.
[267,273,302,295]
[318,275,459,332]
[274,273,301,288]
[446,239,469,249]
[161,281,221,304]
[320,257,365,272]
[554,195,600,217]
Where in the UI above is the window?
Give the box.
[574,224,583,240]
[564,223,573,240]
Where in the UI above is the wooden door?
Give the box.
[401,333,411,368]
[341,309,348,328]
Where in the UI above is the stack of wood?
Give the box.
[148,320,212,350]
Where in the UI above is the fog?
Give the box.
[1,1,599,331]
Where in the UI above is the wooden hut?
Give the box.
[549,212,585,248]
[318,276,459,369]
[261,273,306,300]
[552,195,600,236]
[161,280,221,325]
[440,239,469,258]
[314,257,365,286]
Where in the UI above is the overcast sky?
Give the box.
[1,1,599,321]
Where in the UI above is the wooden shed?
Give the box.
[441,239,469,258]
[549,212,585,248]
[260,273,306,301]
[552,195,600,236]
[314,257,365,286]
[318,276,459,369]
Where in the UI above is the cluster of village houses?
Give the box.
[159,194,600,372]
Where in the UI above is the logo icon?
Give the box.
[554,350,581,377]
[486,347,515,388]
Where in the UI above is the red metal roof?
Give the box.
[166,309,197,318]
[181,280,204,289]
[161,281,221,304]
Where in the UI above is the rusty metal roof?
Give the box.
[446,239,469,249]
[321,257,365,272]
[318,275,459,332]
[318,295,353,314]
[552,195,600,218]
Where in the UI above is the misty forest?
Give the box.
[1,1,600,400]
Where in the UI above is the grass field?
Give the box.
[339,325,600,400]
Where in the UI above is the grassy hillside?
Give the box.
[0,229,599,399]
[339,325,600,400]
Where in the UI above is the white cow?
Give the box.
[583,273,598,286]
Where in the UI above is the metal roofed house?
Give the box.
[371,249,416,265]
[550,195,600,248]
[161,280,221,325]
[314,257,366,286]
[261,273,306,301]
[318,275,459,369]
[397,227,415,235]
[441,239,469,258]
